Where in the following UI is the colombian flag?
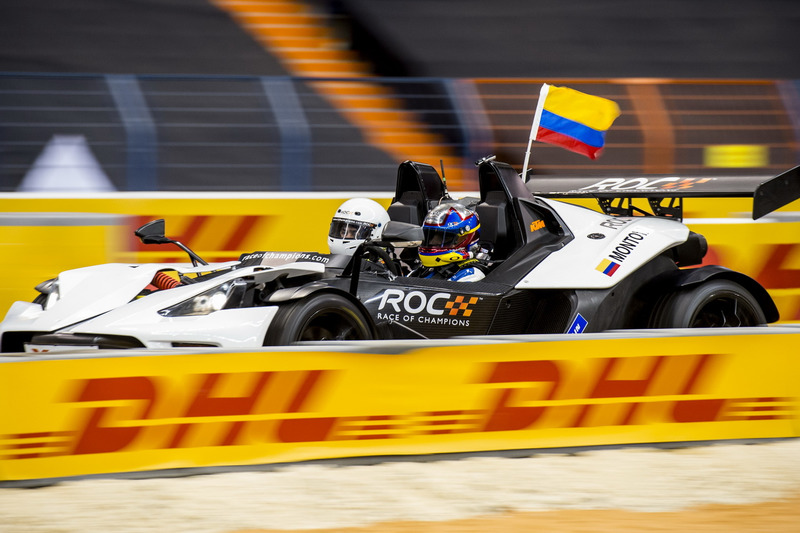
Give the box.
[596,258,620,276]
[531,84,621,160]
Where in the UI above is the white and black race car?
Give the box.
[2,157,797,352]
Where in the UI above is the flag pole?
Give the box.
[522,83,550,182]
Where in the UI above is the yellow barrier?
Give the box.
[0,214,129,309]
[2,329,799,485]
[0,196,393,261]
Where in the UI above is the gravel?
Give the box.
[1,439,799,532]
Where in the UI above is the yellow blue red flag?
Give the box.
[531,84,621,160]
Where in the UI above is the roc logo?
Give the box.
[375,289,481,326]
[444,296,479,317]
[377,289,479,317]
[579,177,715,192]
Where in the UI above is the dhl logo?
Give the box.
[2,353,795,460]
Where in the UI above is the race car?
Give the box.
[1,157,798,353]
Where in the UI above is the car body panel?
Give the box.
[517,210,689,289]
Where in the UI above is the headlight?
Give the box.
[158,279,246,317]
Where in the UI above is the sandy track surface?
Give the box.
[1,439,799,532]
[236,495,800,533]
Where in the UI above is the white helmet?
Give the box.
[328,198,390,255]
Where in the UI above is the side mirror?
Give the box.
[134,219,170,245]
[133,218,208,266]
[380,220,423,248]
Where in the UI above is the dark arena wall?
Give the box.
[2,0,799,78]
[339,0,800,79]
[0,0,288,75]
[1,1,799,193]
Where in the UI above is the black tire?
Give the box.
[649,279,767,328]
[264,293,373,345]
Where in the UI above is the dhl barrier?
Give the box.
[1,328,799,486]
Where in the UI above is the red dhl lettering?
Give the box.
[65,370,334,456]
[705,242,800,320]
[480,354,729,431]
[2,354,796,459]
[131,215,261,262]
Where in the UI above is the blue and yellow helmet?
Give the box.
[419,202,480,268]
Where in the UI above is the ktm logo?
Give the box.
[530,219,546,232]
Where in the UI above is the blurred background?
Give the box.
[1,0,800,193]
[2,0,800,318]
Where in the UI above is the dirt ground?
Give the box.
[2,439,799,533]
[235,495,800,533]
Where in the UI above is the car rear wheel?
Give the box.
[649,279,766,328]
[264,293,373,345]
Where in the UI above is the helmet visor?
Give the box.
[329,218,375,241]
[423,226,474,249]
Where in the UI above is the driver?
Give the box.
[328,197,409,275]
[412,202,488,282]
[328,198,390,256]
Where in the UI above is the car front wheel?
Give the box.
[264,293,373,345]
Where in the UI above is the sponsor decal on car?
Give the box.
[375,289,480,326]
[607,231,648,262]
[568,313,588,333]
[239,251,331,267]
[578,176,715,192]
[530,219,546,232]
[598,217,632,230]
[595,230,648,276]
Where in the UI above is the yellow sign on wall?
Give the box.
[704,144,769,168]
[2,330,799,485]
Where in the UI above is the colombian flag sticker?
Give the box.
[597,259,620,276]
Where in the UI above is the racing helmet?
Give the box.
[418,202,480,268]
[328,198,390,255]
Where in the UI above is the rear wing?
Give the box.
[526,165,800,220]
